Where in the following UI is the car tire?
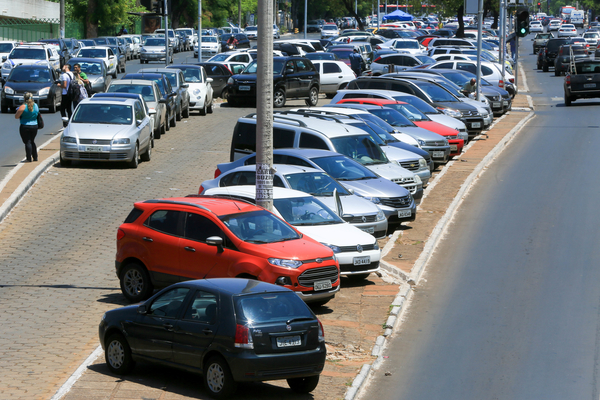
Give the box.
[120,262,153,302]
[274,88,286,108]
[287,376,320,393]
[165,114,170,131]
[59,154,71,167]
[305,86,319,106]
[140,59,145,64]
[161,122,166,136]
[141,136,152,162]
[565,93,572,106]
[183,104,190,118]
[543,63,548,72]
[0,103,7,113]
[204,356,237,398]
[554,68,560,76]
[170,112,176,127]
[49,97,57,113]
[105,334,135,375]
[200,101,207,116]
[228,96,239,107]
[113,71,118,79]
[207,100,213,114]
[154,125,161,139]
[128,143,139,168]
[121,64,126,74]
[176,104,182,121]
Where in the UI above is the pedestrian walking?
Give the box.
[59,64,74,127]
[70,73,88,108]
[349,48,362,77]
[15,92,39,162]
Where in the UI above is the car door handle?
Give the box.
[202,328,213,334]
[184,246,196,252]
[338,76,343,78]
[143,237,153,242]
[163,323,174,331]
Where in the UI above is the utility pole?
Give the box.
[377,0,380,28]
[256,0,274,211]
[304,0,307,38]
[476,0,483,101]
[60,0,65,39]
[499,0,506,91]
[238,0,242,30]
[164,0,169,66]
[197,0,202,62]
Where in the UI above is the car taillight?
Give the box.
[375,45,381,50]
[374,56,382,62]
[198,185,205,194]
[214,168,221,178]
[117,228,125,240]
[509,78,514,83]
[235,324,254,349]
[318,319,325,342]
[499,80,504,88]
[566,75,571,85]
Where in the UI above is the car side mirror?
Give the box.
[159,98,167,103]
[136,119,143,126]
[109,55,115,59]
[182,83,189,88]
[54,80,61,84]
[169,92,177,97]
[148,109,157,115]
[207,77,213,83]
[61,117,69,124]
[206,236,224,253]
[137,304,148,314]
[285,68,294,75]
[1,56,6,62]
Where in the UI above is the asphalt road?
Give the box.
[360,33,600,400]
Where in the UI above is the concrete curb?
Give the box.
[343,104,535,400]
[0,151,59,224]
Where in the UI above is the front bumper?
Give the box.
[335,248,381,275]
[2,93,53,109]
[140,52,170,61]
[340,216,388,239]
[461,116,485,133]
[421,145,451,164]
[60,143,136,163]
[380,198,417,225]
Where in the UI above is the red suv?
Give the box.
[115,196,340,304]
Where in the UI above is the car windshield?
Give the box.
[575,61,600,74]
[331,49,353,59]
[323,25,338,31]
[306,52,338,60]
[78,49,106,58]
[93,38,108,45]
[123,37,133,44]
[220,209,300,243]
[330,135,389,165]
[538,33,553,39]
[70,61,103,75]
[386,103,430,121]
[274,196,343,226]
[8,68,51,83]
[209,54,229,62]
[145,38,165,46]
[72,103,133,124]
[352,112,398,133]
[369,108,416,127]
[394,40,419,49]
[284,171,350,196]
[105,38,118,45]
[245,27,258,32]
[0,43,13,52]
[107,84,155,103]
[243,60,285,74]
[181,68,202,82]
[417,82,458,102]
[202,36,217,42]
[312,155,378,181]
[415,55,435,64]
[10,49,45,60]
[159,71,177,86]
[234,292,314,324]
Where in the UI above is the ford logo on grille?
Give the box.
[357,244,363,253]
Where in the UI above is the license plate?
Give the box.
[432,151,445,158]
[85,146,104,152]
[492,102,501,108]
[471,122,481,128]
[353,256,371,265]
[238,85,251,91]
[503,100,509,106]
[276,335,302,348]
[314,280,332,291]
[360,227,375,234]
[450,144,458,151]
[584,83,597,88]
[398,209,412,218]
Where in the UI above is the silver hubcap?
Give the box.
[107,340,124,369]
[206,362,225,393]
[124,269,143,296]
[275,92,284,105]
[310,89,317,103]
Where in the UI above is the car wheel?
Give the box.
[170,112,176,127]
[161,122,166,136]
[59,154,71,167]
[221,88,229,100]
[565,93,572,106]
[165,115,170,131]
[228,96,239,107]
[287,376,320,394]
[128,143,139,168]
[207,100,213,114]
[0,103,7,113]
[113,71,118,79]
[204,356,236,398]
[182,104,190,118]
[120,262,153,302]
[554,68,560,76]
[141,136,152,162]
[49,97,57,113]
[274,88,286,108]
[543,63,548,72]
[305,86,319,106]
[140,59,145,64]
[199,101,207,116]
[176,104,182,121]
[121,64,126,74]
[105,334,135,375]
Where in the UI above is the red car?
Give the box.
[115,196,340,304]
[337,98,465,156]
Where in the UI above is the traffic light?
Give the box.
[152,0,163,15]
[537,2,541,7]
[516,9,530,37]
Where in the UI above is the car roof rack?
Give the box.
[144,199,212,212]
[282,109,363,121]
[273,110,347,124]
[185,194,255,206]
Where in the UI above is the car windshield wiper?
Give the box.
[287,317,314,324]
[246,239,269,244]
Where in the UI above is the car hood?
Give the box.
[236,234,334,260]
[66,124,133,139]
[341,177,410,198]
[6,59,49,67]
[394,125,446,141]
[316,194,381,216]
[363,162,414,180]
[380,145,423,163]
[144,46,167,51]
[414,120,459,136]
[427,113,467,130]
[434,100,477,112]
[296,223,378,247]
[4,81,53,91]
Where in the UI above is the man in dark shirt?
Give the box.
[348,48,362,76]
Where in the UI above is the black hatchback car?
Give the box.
[99,278,326,397]
[541,38,571,72]
[0,64,62,113]
[227,56,320,108]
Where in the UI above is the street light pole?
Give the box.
[60,0,65,39]
[164,0,169,66]
[197,0,202,62]
[304,0,307,38]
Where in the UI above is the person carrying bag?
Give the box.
[15,92,39,162]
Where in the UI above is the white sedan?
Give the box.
[204,186,381,280]
[194,36,220,58]
[311,60,356,97]
[170,64,214,115]
[558,24,578,37]
[377,38,427,55]
[75,46,118,78]
[529,20,543,32]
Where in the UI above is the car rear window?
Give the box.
[234,292,314,324]
[124,207,144,223]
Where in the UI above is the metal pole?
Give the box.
[256,0,274,211]
[164,0,169,66]
[304,0,307,38]
[60,0,65,39]
[499,0,505,88]
[239,0,242,30]
[476,0,483,101]
[377,0,380,28]
[514,35,519,93]
[197,0,202,62]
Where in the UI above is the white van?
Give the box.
[570,10,585,28]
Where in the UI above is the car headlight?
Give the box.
[112,138,130,144]
[94,77,104,84]
[440,108,462,118]
[268,258,303,268]
[373,240,379,250]
[38,87,50,96]
[419,158,427,169]
[3,62,11,70]
[320,243,341,253]
[376,210,386,221]
[140,48,147,52]
[459,132,469,141]
[4,86,14,94]
[414,174,422,184]
[193,88,201,96]
[62,136,76,143]
[227,77,234,85]
[356,192,381,204]
[417,139,425,146]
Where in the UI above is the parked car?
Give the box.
[310,59,355,98]
[59,96,153,167]
[196,62,231,99]
[122,72,177,129]
[168,64,214,115]
[377,38,427,55]
[226,56,320,108]
[114,195,340,303]
[207,51,252,65]
[0,41,18,64]
[75,46,119,78]
[139,67,191,120]
[155,29,181,52]
[199,164,389,238]
[321,24,340,39]
[99,278,326,397]
[1,43,61,80]
[0,64,62,113]
[273,24,281,39]
[194,35,220,58]
[39,38,79,67]
[371,53,426,75]
[66,58,111,94]
[243,26,258,39]
[205,186,382,279]
[139,37,174,64]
